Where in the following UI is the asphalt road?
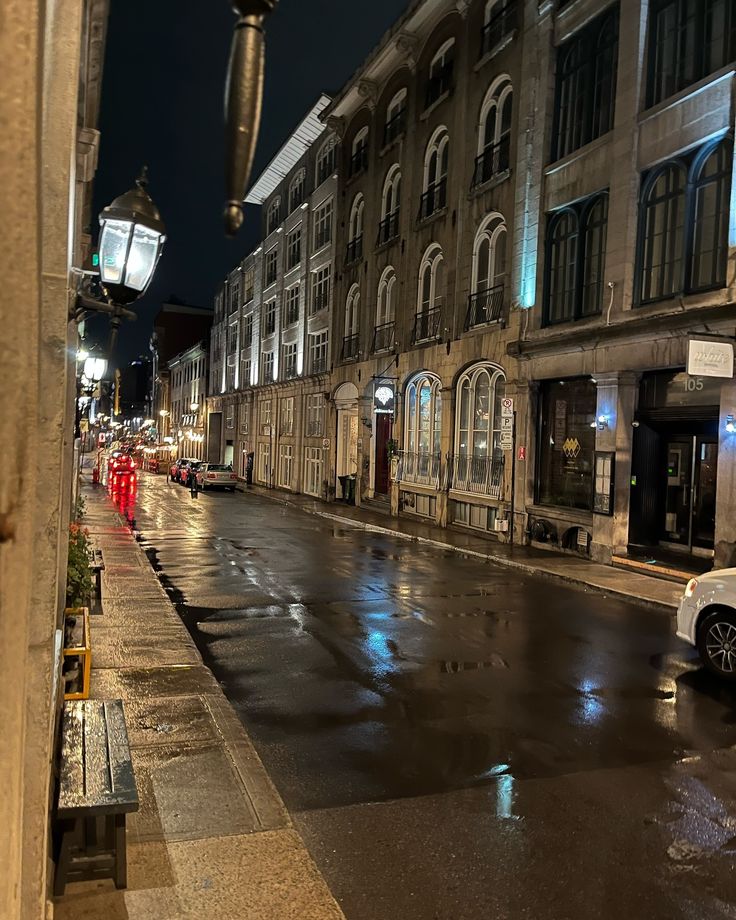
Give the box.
[127,472,736,919]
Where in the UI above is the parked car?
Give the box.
[179,461,202,487]
[196,463,238,492]
[108,453,136,475]
[170,457,196,482]
[677,569,736,678]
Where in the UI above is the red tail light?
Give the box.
[230,474,237,480]
[207,473,215,479]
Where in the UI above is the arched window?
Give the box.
[453,363,506,495]
[374,267,397,352]
[384,88,407,145]
[347,194,364,263]
[553,8,618,161]
[691,141,731,291]
[350,126,369,177]
[481,0,517,58]
[266,197,281,234]
[316,134,338,185]
[639,164,686,303]
[404,373,443,482]
[473,76,512,186]
[426,39,455,107]
[544,193,608,324]
[344,284,360,337]
[468,214,507,327]
[420,128,449,218]
[414,244,444,342]
[378,165,401,245]
[289,170,305,212]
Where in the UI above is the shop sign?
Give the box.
[374,383,395,414]
[687,339,734,378]
[562,437,581,459]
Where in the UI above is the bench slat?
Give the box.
[58,700,138,818]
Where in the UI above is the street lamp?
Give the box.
[83,357,108,384]
[190,401,199,412]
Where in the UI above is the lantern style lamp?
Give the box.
[83,356,108,383]
[98,167,166,305]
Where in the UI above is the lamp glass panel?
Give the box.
[99,219,132,284]
[125,224,161,292]
[83,357,107,381]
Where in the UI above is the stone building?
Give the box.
[169,340,209,460]
[209,0,736,573]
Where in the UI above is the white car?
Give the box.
[677,568,736,678]
[196,463,238,492]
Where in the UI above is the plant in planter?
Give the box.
[64,523,93,698]
[66,522,92,609]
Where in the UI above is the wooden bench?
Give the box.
[88,548,105,615]
[54,699,138,896]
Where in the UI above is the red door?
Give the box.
[374,414,392,495]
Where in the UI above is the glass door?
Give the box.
[692,438,717,549]
[662,437,694,547]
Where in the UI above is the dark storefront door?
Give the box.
[663,436,717,550]
[374,414,392,495]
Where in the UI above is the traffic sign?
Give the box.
[500,397,514,417]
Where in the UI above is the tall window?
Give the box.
[343,284,360,360]
[544,193,609,325]
[305,394,324,436]
[480,0,517,58]
[280,396,294,435]
[316,135,337,185]
[468,213,507,328]
[374,266,397,352]
[638,139,731,303]
[244,267,255,302]
[350,127,369,177]
[284,285,300,325]
[414,243,444,342]
[309,330,329,374]
[264,299,277,336]
[241,313,253,348]
[419,127,449,219]
[426,39,455,108]
[282,342,298,380]
[648,0,736,107]
[278,445,294,489]
[537,378,596,510]
[346,194,364,263]
[313,198,333,250]
[384,88,407,145]
[289,170,305,212]
[286,226,301,270]
[267,197,281,234]
[265,247,278,286]
[240,356,252,388]
[405,373,442,456]
[261,351,274,383]
[311,264,331,313]
[378,165,401,245]
[553,7,619,161]
[473,76,512,187]
[453,363,506,494]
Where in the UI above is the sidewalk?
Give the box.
[240,484,684,612]
[54,482,344,920]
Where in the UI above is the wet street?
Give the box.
[127,472,736,919]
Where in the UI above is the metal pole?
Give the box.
[510,410,516,547]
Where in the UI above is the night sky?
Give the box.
[90,0,409,366]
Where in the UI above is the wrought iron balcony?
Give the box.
[396,450,442,488]
[425,61,453,108]
[383,107,407,146]
[317,154,336,185]
[311,355,328,375]
[372,321,395,353]
[465,284,504,329]
[411,306,442,344]
[471,135,511,187]
[376,210,400,246]
[283,359,298,380]
[417,178,447,221]
[349,145,368,178]
[480,0,517,57]
[450,454,505,499]
[342,334,360,361]
[345,235,363,265]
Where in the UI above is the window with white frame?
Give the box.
[282,341,298,379]
[384,88,407,145]
[241,313,253,348]
[468,212,507,328]
[343,285,360,360]
[229,277,241,313]
[278,444,293,488]
[453,362,506,494]
[473,75,512,187]
[240,356,252,387]
[260,398,272,429]
[310,264,331,313]
[316,135,338,185]
[239,407,250,435]
[261,350,274,383]
[426,39,455,107]
[346,194,364,263]
[284,285,300,325]
[265,247,278,286]
[264,299,277,336]
[286,225,301,270]
[225,404,235,429]
[420,127,449,218]
[309,330,329,374]
[403,373,443,485]
[305,394,324,437]
[374,266,397,352]
[289,169,305,212]
[481,0,517,58]
[414,243,444,343]
[280,396,294,434]
[257,442,271,484]
[267,197,281,234]
[304,446,323,497]
[378,165,401,245]
[313,198,333,251]
[244,267,255,302]
[349,126,369,177]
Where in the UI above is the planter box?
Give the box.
[63,607,91,700]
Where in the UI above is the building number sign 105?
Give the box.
[685,376,704,392]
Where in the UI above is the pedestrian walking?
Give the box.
[190,471,198,499]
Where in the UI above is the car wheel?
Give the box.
[697,608,736,679]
